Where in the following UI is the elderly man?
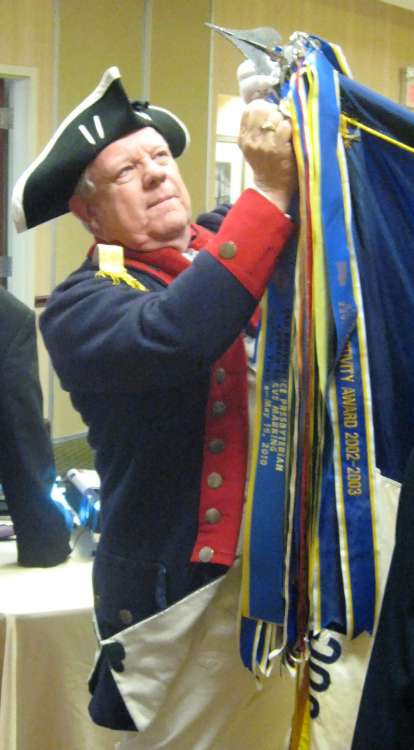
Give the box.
[13,67,297,749]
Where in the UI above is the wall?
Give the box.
[211,0,414,100]
[0,0,55,298]
[149,0,212,220]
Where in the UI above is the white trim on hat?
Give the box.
[139,111,152,122]
[12,66,121,233]
[12,183,26,234]
[150,105,191,154]
[93,115,105,139]
[78,125,97,145]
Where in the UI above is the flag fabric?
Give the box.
[351,450,414,750]
[239,34,414,746]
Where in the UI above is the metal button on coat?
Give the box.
[209,438,225,454]
[119,609,134,626]
[207,472,223,489]
[205,507,222,524]
[212,400,226,417]
[215,367,226,384]
[199,546,214,562]
[218,241,237,259]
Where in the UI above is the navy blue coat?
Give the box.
[40,190,293,728]
[351,448,414,749]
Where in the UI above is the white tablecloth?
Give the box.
[0,538,123,750]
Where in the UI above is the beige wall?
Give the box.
[211,0,414,100]
[150,0,212,220]
[0,0,55,297]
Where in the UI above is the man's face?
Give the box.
[76,127,192,251]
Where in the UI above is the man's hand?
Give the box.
[238,99,297,214]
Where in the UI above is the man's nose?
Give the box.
[142,157,166,188]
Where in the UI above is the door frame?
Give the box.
[1,65,37,309]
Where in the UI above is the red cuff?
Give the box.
[205,189,294,300]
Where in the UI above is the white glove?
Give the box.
[237,59,278,104]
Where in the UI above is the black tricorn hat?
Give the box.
[12,67,190,232]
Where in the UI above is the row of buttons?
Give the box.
[198,359,231,564]
[96,360,230,619]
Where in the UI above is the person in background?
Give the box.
[351,448,414,749]
[0,287,71,566]
[12,66,297,749]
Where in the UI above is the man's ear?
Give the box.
[69,194,98,232]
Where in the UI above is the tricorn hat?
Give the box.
[12,66,190,232]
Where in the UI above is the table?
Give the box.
[0,535,124,750]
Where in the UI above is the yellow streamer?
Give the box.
[342,115,414,154]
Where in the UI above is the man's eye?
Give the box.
[154,151,170,162]
[116,165,135,181]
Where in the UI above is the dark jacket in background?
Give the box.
[0,287,70,566]
[352,448,414,749]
